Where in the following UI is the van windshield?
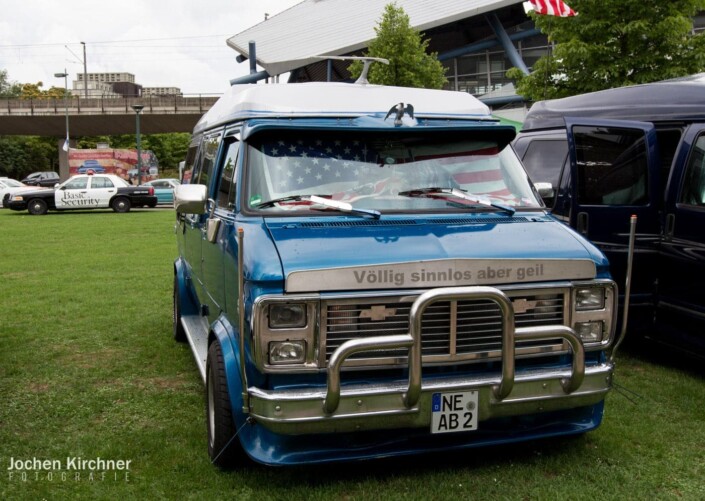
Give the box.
[246,130,541,214]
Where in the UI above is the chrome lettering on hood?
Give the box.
[286,259,596,292]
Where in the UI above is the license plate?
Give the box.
[431,391,478,434]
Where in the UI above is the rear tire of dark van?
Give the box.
[206,341,243,468]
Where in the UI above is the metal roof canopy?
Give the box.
[193,82,493,134]
[522,74,705,130]
[226,0,520,77]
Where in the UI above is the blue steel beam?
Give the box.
[485,13,529,75]
[438,28,540,62]
[229,70,270,85]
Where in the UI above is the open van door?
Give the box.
[656,124,705,349]
[565,118,661,320]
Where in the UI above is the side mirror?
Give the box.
[534,182,555,199]
[54,183,60,189]
[174,184,207,214]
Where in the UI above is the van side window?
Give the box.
[182,143,199,184]
[196,133,223,191]
[521,139,568,207]
[521,139,568,188]
[680,135,705,206]
[573,126,649,206]
[217,138,240,209]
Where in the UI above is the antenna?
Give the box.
[312,56,389,85]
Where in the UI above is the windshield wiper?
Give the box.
[255,194,381,219]
[254,195,312,208]
[398,187,515,215]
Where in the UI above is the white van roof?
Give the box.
[194,82,492,134]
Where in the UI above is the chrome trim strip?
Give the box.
[286,259,597,292]
[237,228,250,413]
[657,301,705,320]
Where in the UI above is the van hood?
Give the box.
[259,213,605,293]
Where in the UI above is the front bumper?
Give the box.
[249,361,611,435]
[8,200,28,211]
[246,287,613,435]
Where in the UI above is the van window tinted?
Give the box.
[521,139,568,188]
[680,134,705,206]
[573,126,649,206]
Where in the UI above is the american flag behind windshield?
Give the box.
[261,139,372,194]
[251,135,528,207]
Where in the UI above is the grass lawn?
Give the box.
[0,209,703,500]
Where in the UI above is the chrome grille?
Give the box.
[322,290,567,365]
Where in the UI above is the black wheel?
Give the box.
[206,341,242,468]
[173,278,187,343]
[27,198,48,215]
[111,197,131,213]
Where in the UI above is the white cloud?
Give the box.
[0,0,302,94]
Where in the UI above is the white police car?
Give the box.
[8,173,157,215]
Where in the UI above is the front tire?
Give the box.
[111,197,131,213]
[206,341,241,467]
[27,198,48,215]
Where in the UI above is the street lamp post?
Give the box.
[54,70,69,152]
[80,41,88,99]
[131,105,144,185]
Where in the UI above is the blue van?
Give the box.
[513,74,705,355]
[173,79,618,467]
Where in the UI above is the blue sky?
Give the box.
[0,0,301,95]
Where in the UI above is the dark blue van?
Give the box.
[513,74,705,355]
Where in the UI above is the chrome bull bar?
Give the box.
[323,286,585,415]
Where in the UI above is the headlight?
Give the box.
[255,297,318,371]
[269,341,306,365]
[269,303,307,329]
[574,321,604,343]
[575,287,605,311]
[12,195,24,201]
[571,281,616,350]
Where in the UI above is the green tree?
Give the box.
[508,0,705,100]
[0,136,54,179]
[19,82,68,100]
[348,3,447,89]
[0,69,21,98]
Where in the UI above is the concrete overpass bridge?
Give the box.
[0,95,219,136]
[0,95,219,180]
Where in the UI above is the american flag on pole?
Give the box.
[525,0,577,17]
